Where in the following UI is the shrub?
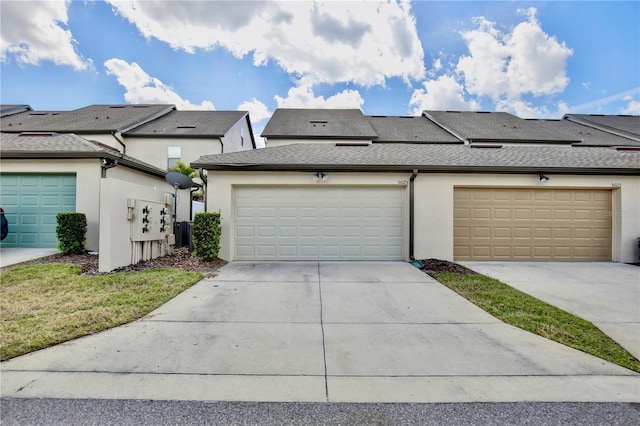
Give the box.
[56,212,87,254]
[192,212,221,260]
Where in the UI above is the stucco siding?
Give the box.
[221,118,253,152]
[125,136,222,171]
[414,173,640,263]
[99,178,173,272]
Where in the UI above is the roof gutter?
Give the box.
[190,163,640,176]
[2,151,167,178]
[409,169,418,261]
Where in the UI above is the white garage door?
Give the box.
[235,186,404,260]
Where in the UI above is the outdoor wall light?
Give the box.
[313,171,328,181]
[539,173,550,184]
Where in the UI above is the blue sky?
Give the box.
[1,1,638,137]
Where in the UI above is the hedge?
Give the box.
[56,212,87,254]
[192,212,221,260]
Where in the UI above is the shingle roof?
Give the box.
[0,132,167,177]
[261,108,378,139]
[524,118,640,147]
[191,143,640,174]
[366,115,461,143]
[564,114,640,141]
[424,111,578,143]
[0,104,175,134]
[124,110,247,137]
[0,105,32,117]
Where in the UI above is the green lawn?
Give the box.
[0,264,203,361]
[434,272,640,373]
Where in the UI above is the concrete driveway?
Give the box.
[1,262,638,402]
[461,262,640,360]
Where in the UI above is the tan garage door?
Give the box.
[454,188,611,261]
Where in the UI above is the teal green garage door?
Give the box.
[0,174,77,248]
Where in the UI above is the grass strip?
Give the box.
[0,263,203,361]
[434,272,640,373]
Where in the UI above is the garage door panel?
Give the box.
[235,186,404,260]
[454,188,611,261]
[1,173,76,248]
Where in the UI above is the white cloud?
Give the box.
[104,59,214,109]
[0,0,90,70]
[238,98,272,122]
[621,96,640,115]
[274,86,365,109]
[409,75,480,114]
[495,98,549,118]
[456,8,572,101]
[106,0,425,87]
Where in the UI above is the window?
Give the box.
[167,146,181,168]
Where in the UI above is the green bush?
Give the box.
[56,212,87,254]
[192,212,221,260]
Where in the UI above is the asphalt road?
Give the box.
[2,399,640,425]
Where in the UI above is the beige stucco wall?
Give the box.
[414,173,640,263]
[206,170,640,264]
[99,178,173,272]
[0,159,102,250]
[221,117,254,152]
[206,171,413,261]
[265,138,372,148]
[124,136,222,171]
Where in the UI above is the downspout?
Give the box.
[101,158,118,178]
[409,169,418,262]
[112,131,126,154]
[198,168,208,212]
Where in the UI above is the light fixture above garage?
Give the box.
[539,173,550,184]
[313,171,328,181]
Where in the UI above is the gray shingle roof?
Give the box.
[191,143,640,174]
[0,132,167,177]
[0,104,175,134]
[124,110,247,137]
[0,105,32,117]
[261,108,378,139]
[564,114,640,140]
[525,118,640,147]
[424,111,578,143]
[366,115,461,143]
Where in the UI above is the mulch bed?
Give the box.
[9,250,475,278]
[418,258,478,277]
[7,247,226,277]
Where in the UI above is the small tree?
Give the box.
[169,160,203,200]
[169,160,197,179]
[192,212,221,260]
[56,212,87,254]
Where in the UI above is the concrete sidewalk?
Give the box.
[0,247,59,268]
[1,262,638,402]
[461,262,640,360]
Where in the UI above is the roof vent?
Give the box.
[309,120,328,124]
[177,125,196,129]
[611,146,640,151]
[28,112,48,116]
[109,105,127,109]
[470,144,502,149]
[335,141,370,147]
[19,132,58,137]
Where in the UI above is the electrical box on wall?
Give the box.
[129,199,171,241]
